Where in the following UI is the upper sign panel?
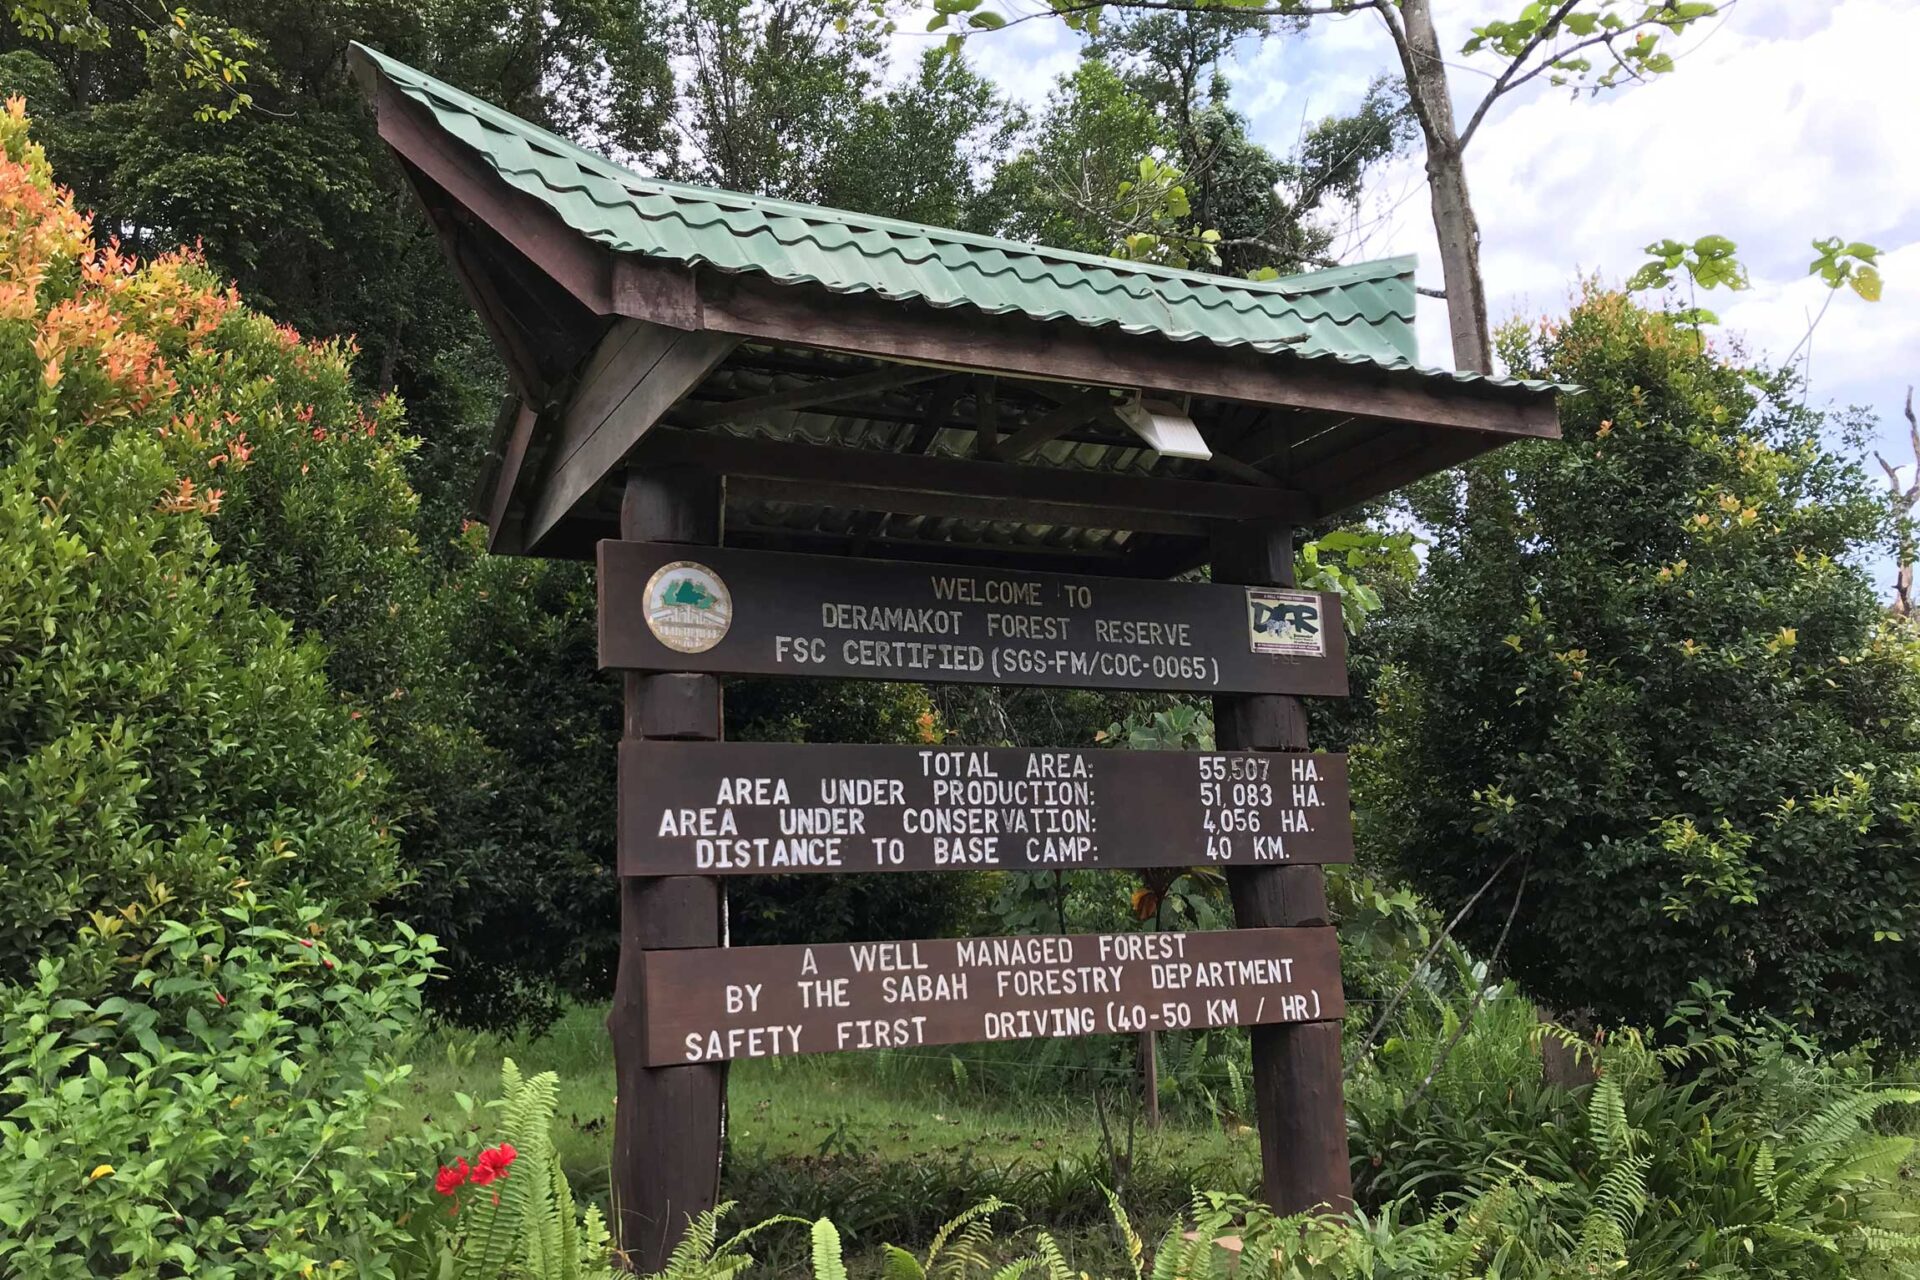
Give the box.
[598,541,1348,697]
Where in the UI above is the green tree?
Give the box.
[0,0,677,540]
[930,0,1726,372]
[1373,288,1920,1049]
[985,28,1408,277]
[0,99,392,987]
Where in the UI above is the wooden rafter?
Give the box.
[635,428,1313,531]
[674,364,945,427]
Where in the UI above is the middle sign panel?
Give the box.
[621,741,1353,876]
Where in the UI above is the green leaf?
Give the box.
[1850,266,1882,302]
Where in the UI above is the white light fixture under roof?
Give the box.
[1112,395,1212,461]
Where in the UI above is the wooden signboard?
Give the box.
[599,540,1347,697]
[620,741,1353,875]
[642,926,1344,1065]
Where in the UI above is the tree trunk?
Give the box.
[1390,0,1494,374]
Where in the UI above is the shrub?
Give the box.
[1349,975,1920,1277]
[0,892,441,1278]
[0,96,393,985]
[1374,288,1920,1048]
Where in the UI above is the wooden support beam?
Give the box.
[992,389,1115,462]
[674,363,944,427]
[1211,523,1354,1218]
[1306,427,1497,518]
[722,524,1133,575]
[974,375,999,456]
[525,323,739,551]
[608,468,727,1273]
[635,427,1314,527]
[726,475,1208,535]
[485,399,541,554]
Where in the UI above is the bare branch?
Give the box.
[1359,852,1517,1056]
[1408,857,1531,1107]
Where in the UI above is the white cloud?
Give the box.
[1240,0,1920,516]
[918,0,1916,549]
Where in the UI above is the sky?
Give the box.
[894,0,1919,590]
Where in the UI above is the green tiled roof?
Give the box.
[355,43,1551,390]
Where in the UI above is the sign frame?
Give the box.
[619,740,1354,876]
[640,926,1345,1065]
[598,540,1348,697]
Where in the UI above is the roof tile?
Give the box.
[355,43,1568,396]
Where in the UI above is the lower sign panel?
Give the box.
[643,927,1344,1065]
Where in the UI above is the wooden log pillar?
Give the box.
[608,466,727,1271]
[1210,522,1354,1215]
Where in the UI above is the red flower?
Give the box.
[471,1142,517,1187]
[214,992,227,1006]
[434,1158,469,1196]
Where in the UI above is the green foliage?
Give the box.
[1350,976,1920,1277]
[1375,288,1920,1048]
[0,104,394,986]
[1626,232,1748,323]
[1810,236,1884,302]
[422,1059,622,1280]
[0,892,441,1278]
[1463,0,1721,91]
[1111,154,1221,269]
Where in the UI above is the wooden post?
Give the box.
[1210,522,1354,1215]
[608,466,727,1271]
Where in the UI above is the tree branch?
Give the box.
[1408,857,1531,1108]
[1460,1,1738,152]
[958,0,1384,38]
[1456,0,1581,150]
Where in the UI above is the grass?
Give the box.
[401,1003,1261,1270]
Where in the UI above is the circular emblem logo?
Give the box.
[643,560,733,654]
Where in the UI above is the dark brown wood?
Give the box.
[1211,523,1354,1216]
[528,328,740,550]
[641,927,1344,1064]
[626,876,724,950]
[608,467,727,1273]
[612,256,1561,442]
[992,389,1115,461]
[1308,429,1497,518]
[676,364,945,427]
[620,741,1354,876]
[635,427,1315,527]
[724,525,1139,577]
[625,672,722,740]
[598,540,1349,697]
[725,475,1214,536]
[484,400,541,555]
[364,74,615,314]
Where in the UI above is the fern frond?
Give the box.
[1830,1134,1914,1186]
[1103,1185,1145,1280]
[1029,1231,1074,1280]
[811,1218,850,1280]
[881,1243,927,1280]
[1586,1075,1633,1161]
[924,1197,1007,1270]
